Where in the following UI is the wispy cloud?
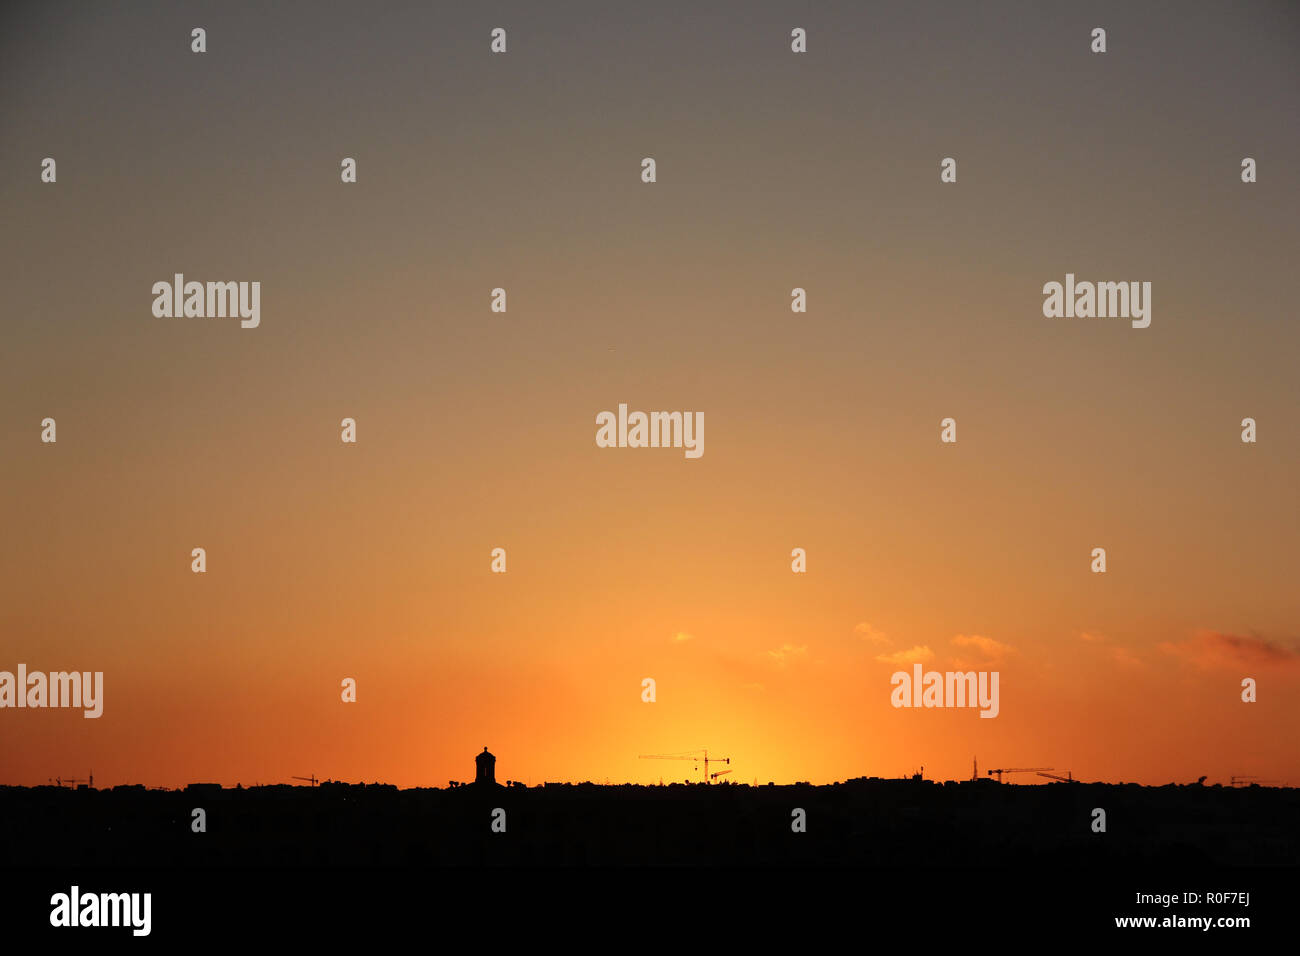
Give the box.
[671,631,695,644]
[875,645,935,665]
[1159,630,1299,671]
[766,644,809,666]
[950,634,1013,660]
[854,622,889,644]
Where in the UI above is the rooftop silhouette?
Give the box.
[2,751,1296,868]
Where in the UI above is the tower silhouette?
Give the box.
[475,747,496,786]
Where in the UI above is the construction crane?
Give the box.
[1230,776,1280,788]
[1037,771,1074,783]
[710,769,732,782]
[639,749,731,784]
[987,767,1053,784]
[291,774,319,787]
[49,775,92,788]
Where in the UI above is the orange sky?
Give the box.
[2,1,1297,789]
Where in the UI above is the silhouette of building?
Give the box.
[475,747,497,786]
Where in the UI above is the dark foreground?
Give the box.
[3,777,1296,866]
[1,778,1294,941]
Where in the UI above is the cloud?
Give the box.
[671,631,694,644]
[854,622,889,644]
[1078,631,1106,643]
[1159,630,1300,671]
[875,645,935,665]
[950,634,1013,660]
[766,644,809,666]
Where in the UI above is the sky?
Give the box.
[1,0,1297,789]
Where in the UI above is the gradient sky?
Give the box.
[2,0,1298,790]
